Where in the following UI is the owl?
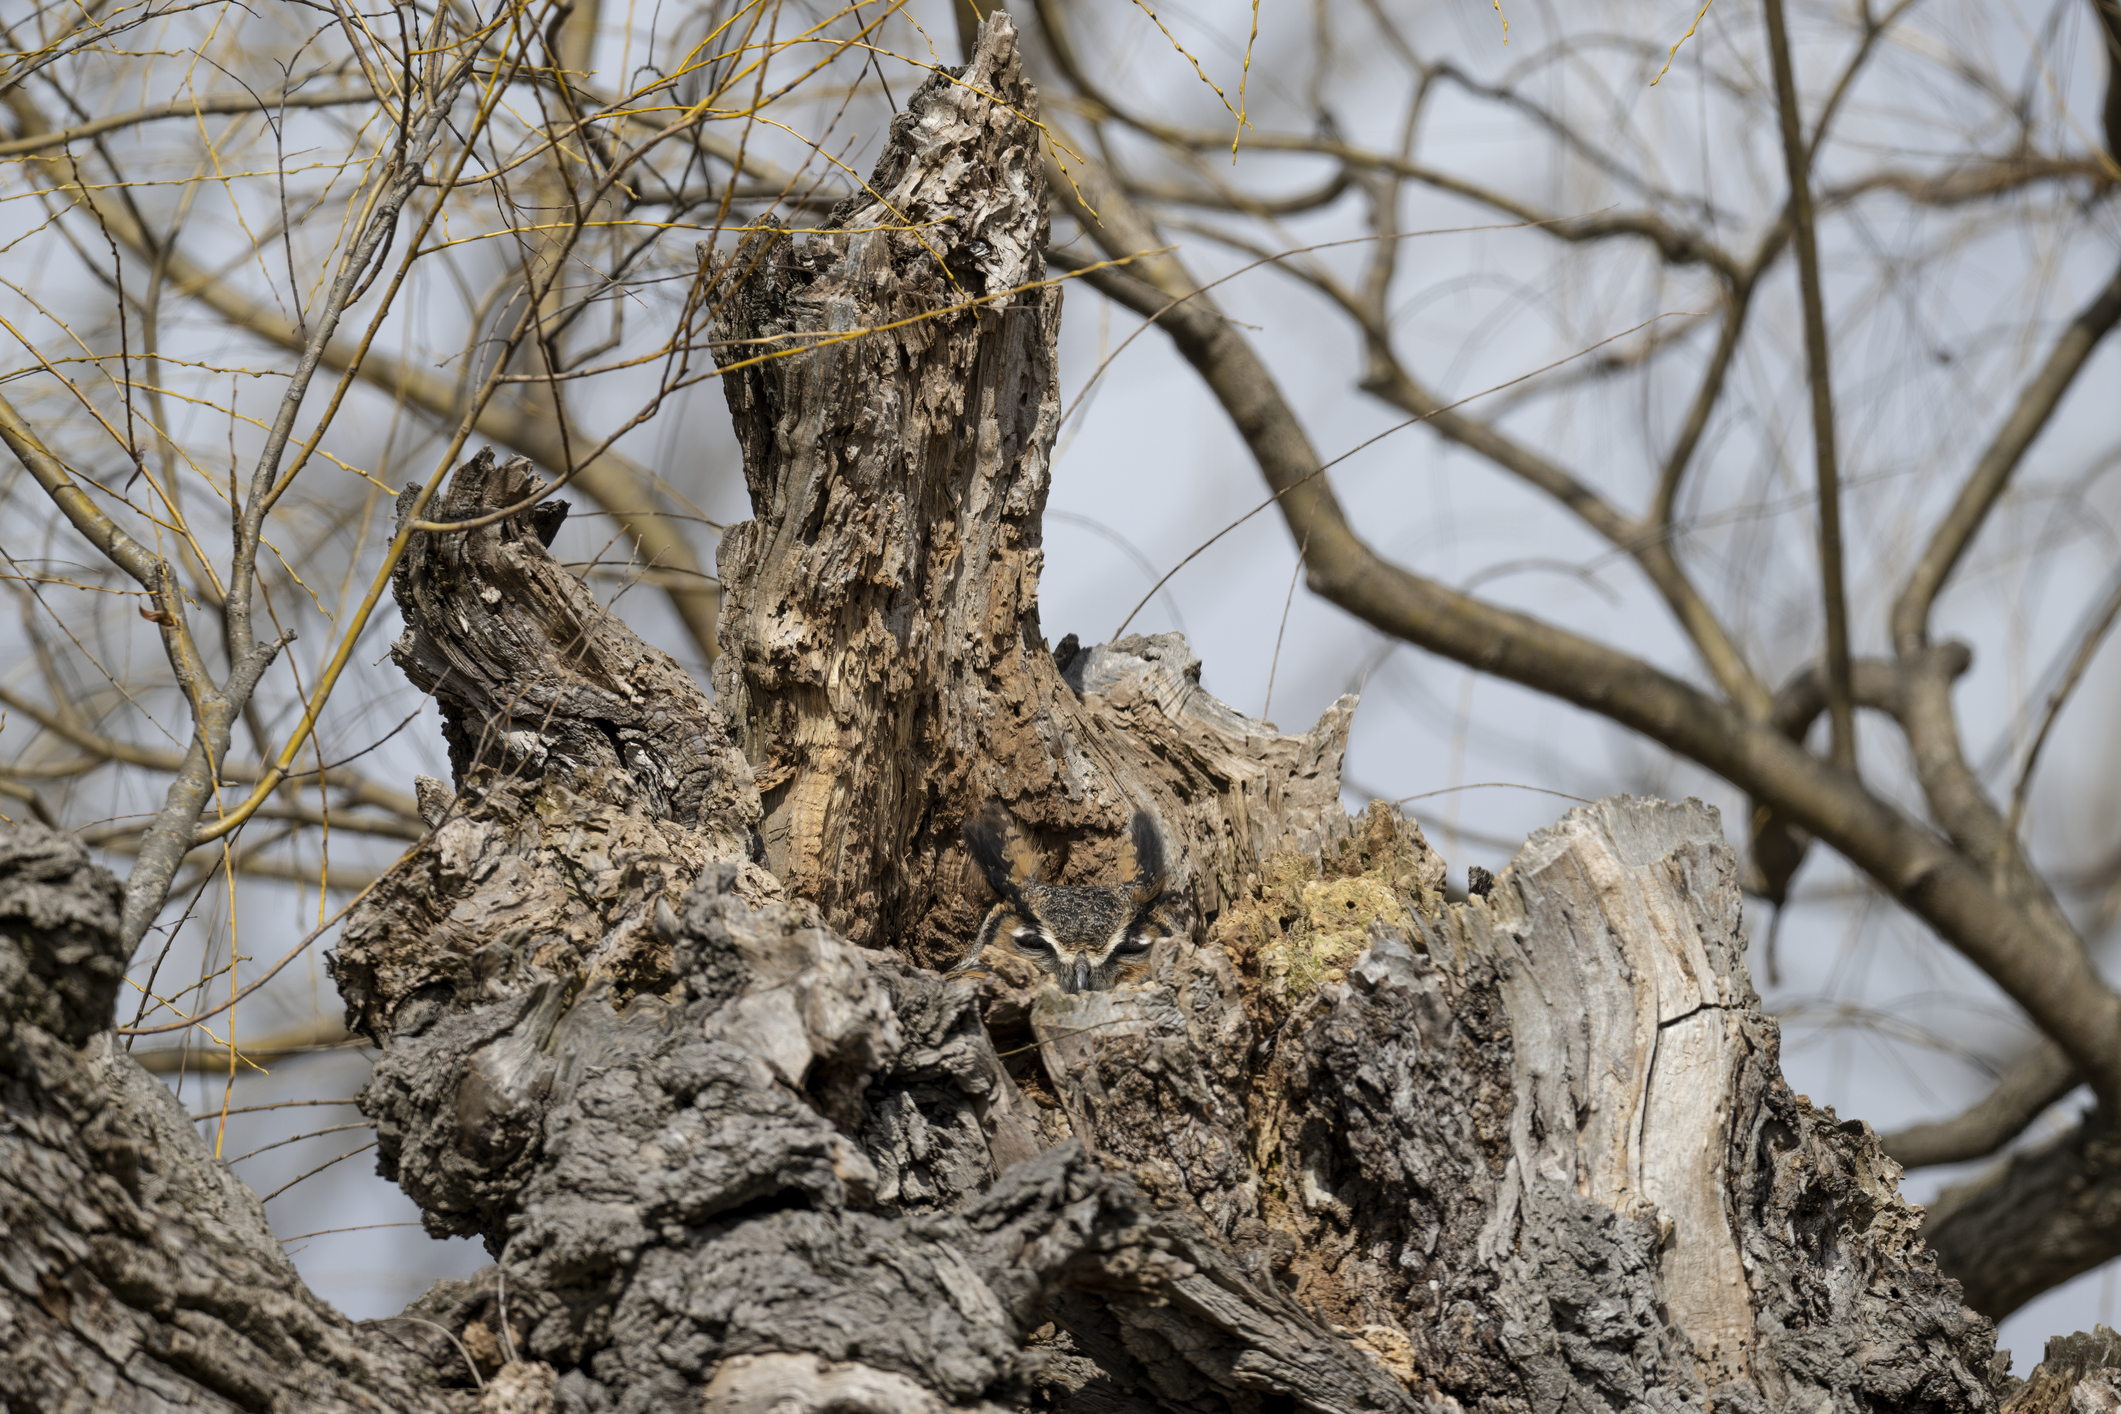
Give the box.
[955,801,1174,993]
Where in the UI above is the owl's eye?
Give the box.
[1112,935,1152,957]
[1012,929,1052,954]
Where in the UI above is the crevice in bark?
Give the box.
[0,823,458,1412]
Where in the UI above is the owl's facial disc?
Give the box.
[1106,925,1151,960]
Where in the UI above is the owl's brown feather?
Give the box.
[964,800,1045,892]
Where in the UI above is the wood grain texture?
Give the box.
[708,13,1353,967]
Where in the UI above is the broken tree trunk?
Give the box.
[0,12,2045,1414]
[704,16,1349,968]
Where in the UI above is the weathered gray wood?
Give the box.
[0,790,2005,1413]
[348,857,1425,1413]
[1998,1327,2121,1414]
[327,446,781,1243]
[328,17,1999,1411]
[0,823,457,1413]
[0,15,2033,1414]
[1025,797,1997,1412]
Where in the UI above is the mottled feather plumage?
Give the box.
[955,801,1175,993]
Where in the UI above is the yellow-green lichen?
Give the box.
[1211,802,1447,1008]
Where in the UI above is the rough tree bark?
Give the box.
[0,14,2088,1414]
[0,824,454,1413]
[705,20,1350,964]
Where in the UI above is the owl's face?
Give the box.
[986,883,1163,992]
[958,803,1173,993]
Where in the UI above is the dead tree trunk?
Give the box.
[0,14,2052,1414]
[705,20,1349,967]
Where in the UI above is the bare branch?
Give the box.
[224,60,476,670]
[81,802,422,845]
[1922,1112,2121,1318]
[5,86,725,664]
[128,1017,358,1073]
[1052,174,1771,723]
[1768,652,1943,733]
[0,777,57,826]
[0,87,375,158]
[0,389,299,939]
[1892,256,2121,654]
[1652,263,1762,530]
[1895,652,2095,1019]
[1029,0,1742,280]
[118,630,286,948]
[0,685,420,820]
[2097,0,2121,163]
[1047,148,2121,1116]
[2009,568,2121,836]
[1764,0,1855,772]
[1122,166,1353,218]
[1882,1039,2078,1169]
[0,388,160,589]
[1823,155,2112,206]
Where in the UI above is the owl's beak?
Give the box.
[1068,957,1091,994]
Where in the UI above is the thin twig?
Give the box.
[190,1097,364,1120]
[1763,0,1854,772]
[1261,521,1310,725]
[116,864,400,1035]
[1891,257,2121,653]
[2008,570,2121,837]
[1106,312,1688,640]
[389,1317,485,1391]
[226,1120,373,1165]
[258,1140,377,1203]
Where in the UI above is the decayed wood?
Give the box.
[1032,797,1997,1412]
[0,792,2009,1414]
[341,853,1420,1413]
[326,447,780,1242]
[2000,1327,2121,1414]
[310,418,1405,1410]
[707,13,1352,968]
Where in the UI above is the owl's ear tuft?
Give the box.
[965,800,1042,895]
[1124,810,1168,906]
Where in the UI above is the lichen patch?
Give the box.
[1209,801,1447,1022]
